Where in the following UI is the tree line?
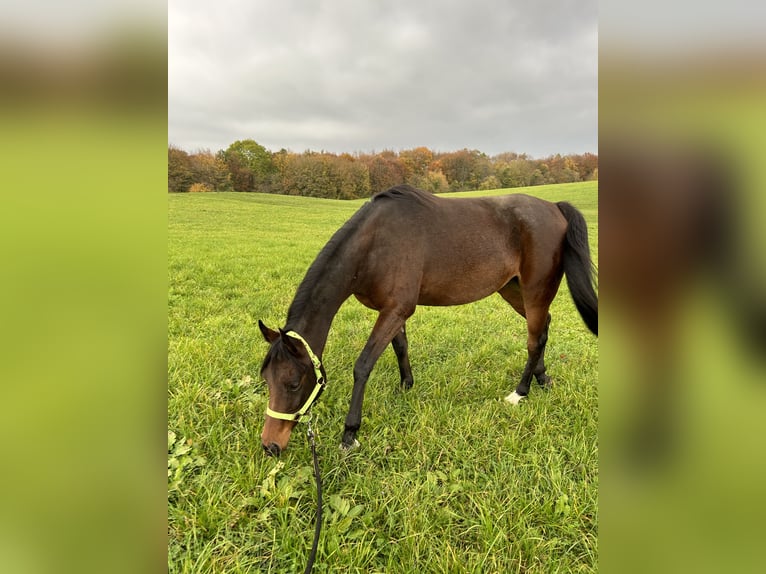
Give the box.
[168,139,597,198]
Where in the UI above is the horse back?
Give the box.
[354,189,567,308]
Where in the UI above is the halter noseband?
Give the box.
[265,330,326,422]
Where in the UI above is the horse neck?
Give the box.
[284,256,355,357]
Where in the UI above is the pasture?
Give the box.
[168,181,598,573]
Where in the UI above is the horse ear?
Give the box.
[258,320,280,343]
[279,329,301,356]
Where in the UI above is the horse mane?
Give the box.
[260,336,295,372]
[372,184,438,206]
[285,185,436,328]
[285,199,375,327]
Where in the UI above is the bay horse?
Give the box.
[258,185,597,455]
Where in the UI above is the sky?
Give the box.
[168,0,597,158]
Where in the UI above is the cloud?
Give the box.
[169,0,597,156]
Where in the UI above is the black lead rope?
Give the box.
[303,416,322,574]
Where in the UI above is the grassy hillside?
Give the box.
[168,181,598,573]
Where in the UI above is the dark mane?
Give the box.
[286,186,437,327]
[285,200,375,328]
[372,184,438,206]
[260,336,295,373]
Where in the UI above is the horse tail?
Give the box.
[556,201,598,335]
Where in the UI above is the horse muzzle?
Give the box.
[261,416,296,456]
[262,442,282,457]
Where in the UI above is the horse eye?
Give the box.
[285,378,302,392]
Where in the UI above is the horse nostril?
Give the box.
[263,442,282,457]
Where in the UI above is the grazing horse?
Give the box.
[258,185,597,455]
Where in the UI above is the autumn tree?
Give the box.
[493,151,528,163]
[280,153,370,199]
[188,150,231,191]
[399,147,434,183]
[170,140,597,196]
[529,162,552,186]
[495,158,535,188]
[168,146,194,192]
[420,170,449,193]
[572,152,598,180]
[478,175,502,190]
[438,149,490,191]
[335,156,371,199]
[544,154,581,184]
[219,139,274,192]
[358,150,406,194]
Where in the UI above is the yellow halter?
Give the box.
[265,331,325,422]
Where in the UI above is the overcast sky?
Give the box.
[169,0,597,157]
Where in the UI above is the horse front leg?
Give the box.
[505,307,550,405]
[533,313,552,388]
[342,310,408,449]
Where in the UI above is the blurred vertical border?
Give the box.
[600,2,766,573]
[0,3,166,573]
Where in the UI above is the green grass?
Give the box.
[168,181,598,573]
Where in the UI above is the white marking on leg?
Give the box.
[339,439,361,451]
[504,391,525,405]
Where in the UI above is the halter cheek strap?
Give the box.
[265,331,325,422]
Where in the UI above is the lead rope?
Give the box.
[303,413,322,574]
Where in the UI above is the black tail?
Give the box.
[557,202,598,335]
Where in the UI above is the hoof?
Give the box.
[504,391,525,406]
[339,439,361,452]
[536,375,552,389]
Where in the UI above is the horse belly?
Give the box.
[417,258,515,306]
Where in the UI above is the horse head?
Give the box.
[258,320,323,456]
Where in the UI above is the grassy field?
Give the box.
[168,181,598,573]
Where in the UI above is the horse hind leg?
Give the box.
[505,305,552,405]
[391,324,414,389]
[498,281,552,387]
[499,280,550,397]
